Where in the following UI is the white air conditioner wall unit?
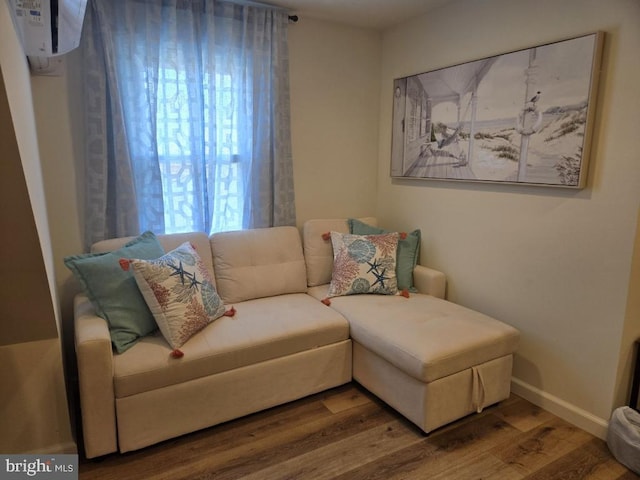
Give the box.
[9,0,88,57]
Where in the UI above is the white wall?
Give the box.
[0,0,61,329]
[377,0,640,437]
[30,48,85,356]
[289,18,381,224]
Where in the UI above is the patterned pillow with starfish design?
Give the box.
[121,242,226,349]
[328,231,399,298]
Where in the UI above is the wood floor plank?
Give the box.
[131,389,394,480]
[617,472,640,480]
[321,385,374,414]
[235,419,424,480]
[332,412,521,480]
[182,402,392,480]
[493,395,556,432]
[426,452,524,480]
[521,437,634,480]
[492,417,594,476]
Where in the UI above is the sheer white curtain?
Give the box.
[81,0,296,247]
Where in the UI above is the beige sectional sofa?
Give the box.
[74,218,519,458]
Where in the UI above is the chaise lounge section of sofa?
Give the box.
[303,218,520,435]
[72,218,519,458]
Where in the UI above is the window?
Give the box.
[82,0,295,247]
[156,67,243,234]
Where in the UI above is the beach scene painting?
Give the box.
[391,32,603,188]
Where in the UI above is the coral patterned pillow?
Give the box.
[328,232,399,298]
[122,242,226,349]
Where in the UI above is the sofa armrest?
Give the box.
[74,294,118,458]
[413,265,446,299]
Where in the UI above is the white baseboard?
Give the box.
[511,377,609,440]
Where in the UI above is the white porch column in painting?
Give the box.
[517,47,542,182]
[466,86,478,168]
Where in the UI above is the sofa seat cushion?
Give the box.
[113,293,349,398]
[308,285,519,383]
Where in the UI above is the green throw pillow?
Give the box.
[348,218,421,292]
[64,231,165,353]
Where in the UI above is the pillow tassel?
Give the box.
[400,289,410,298]
[321,297,331,306]
[119,258,132,271]
[223,306,236,317]
[400,232,408,240]
[321,232,331,241]
[170,349,184,359]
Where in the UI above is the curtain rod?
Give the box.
[223,0,299,21]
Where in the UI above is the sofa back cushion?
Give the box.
[210,226,307,304]
[93,232,216,286]
[302,218,377,287]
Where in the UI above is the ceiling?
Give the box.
[270,0,453,30]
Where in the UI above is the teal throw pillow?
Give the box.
[348,218,421,292]
[64,231,165,353]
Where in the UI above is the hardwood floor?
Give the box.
[79,383,638,480]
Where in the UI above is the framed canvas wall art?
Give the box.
[390,32,604,188]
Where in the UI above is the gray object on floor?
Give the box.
[607,406,640,474]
